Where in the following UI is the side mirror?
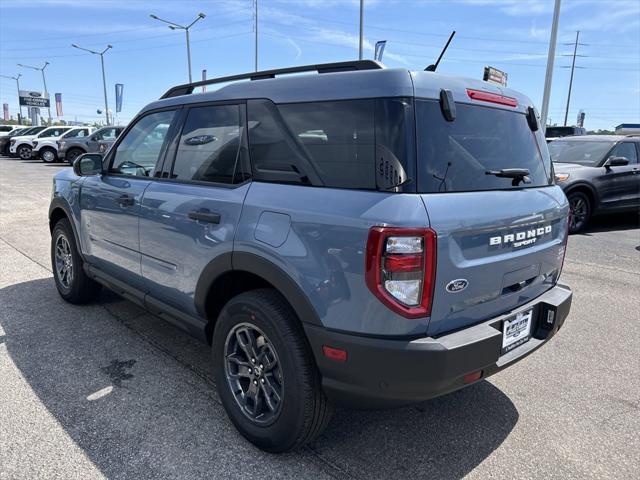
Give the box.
[73,153,103,176]
[603,156,629,169]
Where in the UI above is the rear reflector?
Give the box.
[463,370,483,384]
[466,89,518,107]
[322,345,348,362]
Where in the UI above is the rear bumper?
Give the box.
[305,284,572,408]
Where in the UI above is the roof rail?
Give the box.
[160,60,384,99]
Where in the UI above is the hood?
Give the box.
[553,162,592,171]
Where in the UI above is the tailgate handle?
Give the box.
[188,209,221,224]
[502,276,536,295]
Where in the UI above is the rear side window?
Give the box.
[416,100,551,193]
[170,104,249,184]
[247,98,414,191]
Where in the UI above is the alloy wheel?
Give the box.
[54,234,74,289]
[18,146,32,160]
[569,196,588,231]
[42,150,55,162]
[224,322,284,425]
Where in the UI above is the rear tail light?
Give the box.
[365,227,437,319]
[558,213,570,279]
[466,89,518,107]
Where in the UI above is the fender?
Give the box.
[194,251,322,326]
[563,181,599,209]
[49,197,85,261]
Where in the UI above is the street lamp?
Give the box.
[0,73,23,123]
[71,44,112,125]
[150,12,206,82]
[17,62,51,124]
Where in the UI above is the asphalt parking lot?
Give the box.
[1,155,638,480]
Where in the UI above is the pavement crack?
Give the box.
[0,236,52,273]
[303,445,361,480]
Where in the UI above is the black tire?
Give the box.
[66,148,84,165]
[17,144,32,160]
[51,218,101,303]
[567,191,591,234]
[212,289,333,452]
[40,147,58,163]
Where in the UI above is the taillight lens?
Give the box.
[558,212,570,279]
[365,227,437,319]
[466,88,518,107]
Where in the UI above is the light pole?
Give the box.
[359,0,364,60]
[540,0,561,131]
[71,44,112,125]
[0,73,23,123]
[150,12,206,83]
[17,62,51,124]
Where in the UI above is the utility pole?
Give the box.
[17,62,51,124]
[254,0,259,71]
[359,0,364,60]
[150,12,206,82]
[0,73,23,123]
[71,44,112,125]
[562,30,587,126]
[540,0,561,131]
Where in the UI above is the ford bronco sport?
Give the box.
[49,61,572,452]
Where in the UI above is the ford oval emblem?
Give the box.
[446,279,468,293]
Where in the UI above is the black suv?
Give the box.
[550,135,640,232]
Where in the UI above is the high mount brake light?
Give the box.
[365,227,437,319]
[466,89,518,107]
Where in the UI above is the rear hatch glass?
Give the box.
[416,100,552,193]
[416,100,567,336]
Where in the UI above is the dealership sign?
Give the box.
[19,90,50,108]
[483,66,508,87]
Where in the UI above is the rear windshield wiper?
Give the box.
[485,168,531,186]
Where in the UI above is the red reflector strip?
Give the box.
[463,370,483,384]
[384,254,423,272]
[322,345,348,362]
[466,89,518,107]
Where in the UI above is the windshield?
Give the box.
[416,100,551,193]
[22,126,46,136]
[548,140,613,166]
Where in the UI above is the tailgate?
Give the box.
[422,187,568,336]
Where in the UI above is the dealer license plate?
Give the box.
[502,309,533,354]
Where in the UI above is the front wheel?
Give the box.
[17,145,32,160]
[65,148,84,165]
[51,218,101,303]
[212,289,333,452]
[567,191,591,234]
[40,147,58,163]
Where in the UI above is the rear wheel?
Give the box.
[17,145,32,160]
[567,191,591,234]
[51,218,101,303]
[40,147,57,163]
[66,148,84,165]
[212,289,333,452]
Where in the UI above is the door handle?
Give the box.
[188,210,221,224]
[117,194,135,207]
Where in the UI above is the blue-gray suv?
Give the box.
[49,61,572,452]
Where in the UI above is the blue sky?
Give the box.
[1,0,638,130]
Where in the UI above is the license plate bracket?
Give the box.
[501,308,533,354]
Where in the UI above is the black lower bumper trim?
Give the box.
[305,284,572,408]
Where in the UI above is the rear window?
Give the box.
[247,98,415,191]
[416,100,551,193]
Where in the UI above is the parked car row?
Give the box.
[0,124,124,163]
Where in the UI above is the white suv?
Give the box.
[33,126,94,163]
[0,125,25,137]
[10,126,74,160]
